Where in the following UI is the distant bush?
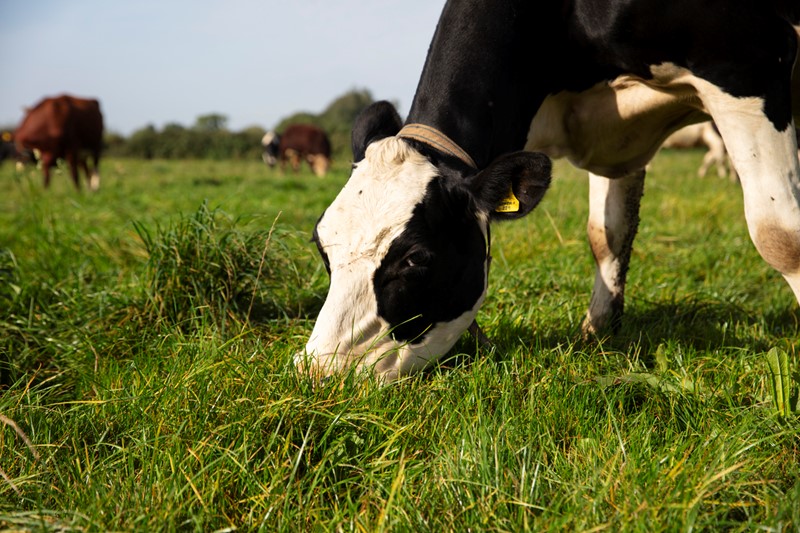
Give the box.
[106,88,377,161]
[111,120,266,160]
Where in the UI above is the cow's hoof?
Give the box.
[467,319,494,349]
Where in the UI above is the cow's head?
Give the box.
[261,131,280,167]
[296,101,552,382]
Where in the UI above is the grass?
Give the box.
[0,150,798,531]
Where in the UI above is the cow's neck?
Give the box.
[406,1,548,169]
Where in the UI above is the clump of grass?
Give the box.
[134,202,324,332]
[0,249,20,302]
[0,244,111,391]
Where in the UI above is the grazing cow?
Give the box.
[660,122,736,181]
[14,94,103,190]
[0,131,15,164]
[261,130,281,167]
[297,0,800,382]
[265,124,331,177]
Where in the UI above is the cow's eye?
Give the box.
[404,249,431,269]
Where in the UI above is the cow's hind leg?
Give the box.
[289,150,301,172]
[699,124,728,179]
[582,170,645,337]
[40,152,56,188]
[711,106,800,305]
[65,152,81,190]
[310,155,330,177]
[87,151,100,191]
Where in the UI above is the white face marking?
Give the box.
[319,137,436,275]
[261,131,277,146]
[298,136,490,382]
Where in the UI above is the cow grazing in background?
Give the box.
[0,131,16,164]
[659,122,736,181]
[14,94,104,190]
[296,0,800,382]
[0,131,36,169]
[261,130,281,167]
[262,124,331,177]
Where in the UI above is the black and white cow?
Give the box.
[298,0,800,382]
[261,131,280,167]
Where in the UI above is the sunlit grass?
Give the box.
[0,152,798,530]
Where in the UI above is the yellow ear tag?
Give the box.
[495,187,520,213]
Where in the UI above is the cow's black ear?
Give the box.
[468,151,552,220]
[351,101,402,161]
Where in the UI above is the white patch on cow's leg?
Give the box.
[707,102,800,303]
[310,155,330,177]
[89,172,100,191]
[582,170,645,337]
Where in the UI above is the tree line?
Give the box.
[104,89,378,162]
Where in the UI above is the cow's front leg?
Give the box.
[40,152,56,189]
[582,170,645,337]
[65,152,81,190]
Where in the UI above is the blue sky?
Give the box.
[0,1,445,135]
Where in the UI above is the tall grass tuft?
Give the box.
[134,202,324,333]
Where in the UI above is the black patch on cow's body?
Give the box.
[408,0,799,154]
[373,180,487,343]
[591,0,799,131]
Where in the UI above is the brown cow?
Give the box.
[14,94,104,190]
[263,124,332,177]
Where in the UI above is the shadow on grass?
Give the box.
[437,298,800,376]
[609,300,799,359]
[191,177,225,186]
[245,292,325,323]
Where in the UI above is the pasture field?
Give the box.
[0,152,798,531]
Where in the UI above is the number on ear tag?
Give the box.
[495,187,520,213]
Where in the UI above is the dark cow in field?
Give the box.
[0,131,36,169]
[14,94,104,190]
[262,124,331,177]
[261,130,281,167]
[0,131,15,164]
[297,0,800,382]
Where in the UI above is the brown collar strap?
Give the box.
[397,123,477,169]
